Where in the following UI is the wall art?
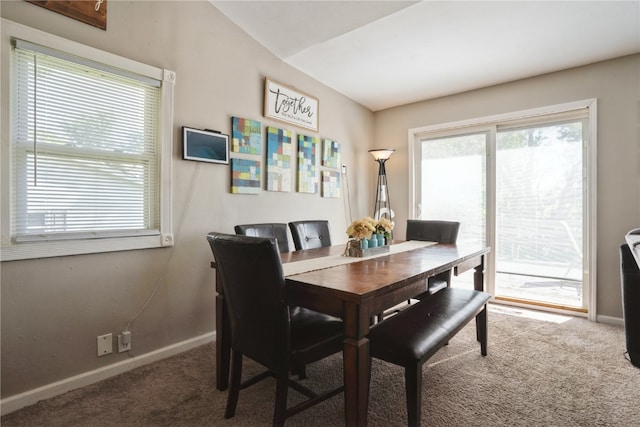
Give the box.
[27,0,107,30]
[231,158,261,194]
[264,78,319,132]
[297,135,318,194]
[231,116,261,155]
[322,138,341,169]
[266,126,292,192]
[321,170,341,198]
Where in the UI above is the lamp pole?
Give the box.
[368,149,395,221]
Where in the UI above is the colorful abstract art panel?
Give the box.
[231,158,261,194]
[321,170,341,198]
[231,117,261,154]
[297,135,318,194]
[322,139,341,169]
[266,126,292,192]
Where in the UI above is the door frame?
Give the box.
[408,99,597,320]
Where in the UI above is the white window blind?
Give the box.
[12,40,162,242]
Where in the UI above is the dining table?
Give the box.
[212,240,490,426]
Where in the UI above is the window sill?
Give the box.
[0,234,174,261]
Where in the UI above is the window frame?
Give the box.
[1,19,175,261]
[408,99,598,320]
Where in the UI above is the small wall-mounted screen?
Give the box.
[182,127,229,164]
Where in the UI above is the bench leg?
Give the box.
[404,363,422,427]
[476,305,488,356]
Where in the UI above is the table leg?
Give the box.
[474,254,486,342]
[343,336,370,427]
[343,301,371,427]
[216,273,230,391]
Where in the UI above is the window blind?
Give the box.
[12,43,162,242]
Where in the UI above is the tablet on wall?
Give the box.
[182,127,229,164]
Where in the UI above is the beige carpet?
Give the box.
[2,305,639,426]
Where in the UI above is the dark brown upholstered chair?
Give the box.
[369,287,490,427]
[206,233,344,426]
[234,223,290,253]
[378,220,461,322]
[406,220,461,297]
[288,220,332,250]
[620,243,640,367]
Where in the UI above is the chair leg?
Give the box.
[224,350,243,419]
[404,363,422,427]
[273,373,289,427]
[295,365,307,380]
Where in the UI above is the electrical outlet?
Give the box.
[97,333,112,357]
[118,331,131,352]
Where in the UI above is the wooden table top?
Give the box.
[285,242,489,303]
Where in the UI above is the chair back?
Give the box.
[406,220,460,244]
[207,233,290,373]
[289,220,332,250]
[620,243,640,366]
[234,223,290,253]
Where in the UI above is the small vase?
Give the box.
[376,233,385,246]
[368,237,378,248]
[360,239,369,250]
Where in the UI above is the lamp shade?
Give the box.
[368,148,395,161]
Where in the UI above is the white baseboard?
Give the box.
[596,314,624,327]
[0,332,215,416]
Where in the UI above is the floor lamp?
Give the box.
[369,148,395,222]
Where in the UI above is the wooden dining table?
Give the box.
[212,241,490,426]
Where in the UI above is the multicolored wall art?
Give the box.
[297,135,318,193]
[231,158,261,194]
[231,117,261,155]
[321,170,341,198]
[266,126,292,192]
[322,139,340,169]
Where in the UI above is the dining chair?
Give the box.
[206,233,344,426]
[378,220,461,322]
[406,219,461,297]
[620,243,640,367]
[288,220,332,250]
[234,223,290,253]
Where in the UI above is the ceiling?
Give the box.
[211,1,640,112]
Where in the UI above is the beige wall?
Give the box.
[0,1,374,399]
[374,53,640,320]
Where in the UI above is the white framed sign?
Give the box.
[264,78,319,132]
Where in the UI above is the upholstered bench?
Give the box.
[368,287,491,427]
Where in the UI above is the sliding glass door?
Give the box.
[495,120,585,309]
[410,103,594,315]
[418,132,487,246]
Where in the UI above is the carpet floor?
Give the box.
[2,304,639,426]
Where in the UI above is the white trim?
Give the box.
[596,315,624,327]
[408,99,596,136]
[2,20,163,81]
[0,19,175,261]
[0,332,215,416]
[586,101,598,321]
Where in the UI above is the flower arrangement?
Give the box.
[345,216,394,256]
[375,217,394,240]
[346,216,377,241]
[346,216,394,241]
